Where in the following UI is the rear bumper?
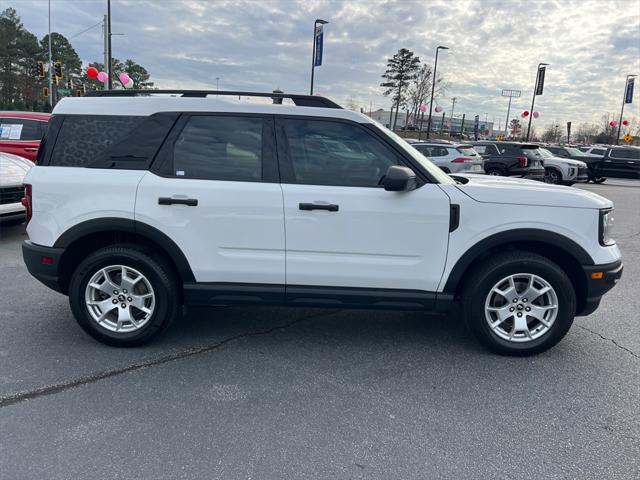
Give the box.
[578,260,623,316]
[22,240,66,294]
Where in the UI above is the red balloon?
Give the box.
[522,110,530,117]
[622,120,629,126]
[86,67,98,79]
[609,120,617,127]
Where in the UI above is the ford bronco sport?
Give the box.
[22,90,623,355]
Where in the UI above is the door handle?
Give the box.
[299,202,339,212]
[23,147,38,152]
[158,197,198,206]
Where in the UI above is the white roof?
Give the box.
[53,96,374,124]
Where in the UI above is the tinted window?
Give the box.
[281,119,398,187]
[0,118,45,141]
[50,115,145,167]
[610,149,640,160]
[591,148,606,156]
[173,116,262,181]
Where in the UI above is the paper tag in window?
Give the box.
[176,170,185,176]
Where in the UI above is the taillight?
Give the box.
[21,183,32,225]
[517,155,528,167]
[452,157,473,163]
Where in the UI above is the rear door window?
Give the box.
[172,115,263,181]
[456,146,478,156]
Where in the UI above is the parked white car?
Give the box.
[22,90,622,356]
[537,148,589,185]
[411,142,484,174]
[0,152,32,224]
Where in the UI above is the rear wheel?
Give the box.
[462,251,576,356]
[486,168,503,176]
[69,245,181,346]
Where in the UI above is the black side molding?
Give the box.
[449,204,460,232]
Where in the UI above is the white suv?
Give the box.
[411,142,484,174]
[22,90,623,355]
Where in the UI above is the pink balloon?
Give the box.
[419,103,426,113]
[118,73,130,85]
[434,105,441,113]
[533,111,540,118]
[97,71,108,83]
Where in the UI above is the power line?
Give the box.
[69,20,103,40]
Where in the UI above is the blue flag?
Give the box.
[314,25,324,67]
[625,77,634,104]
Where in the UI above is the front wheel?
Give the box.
[462,251,576,356]
[544,168,562,184]
[69,245,182,346]
[486,168,503,176]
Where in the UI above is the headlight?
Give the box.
[599,208,615,246]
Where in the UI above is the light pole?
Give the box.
[616,74,637,145]
[426,45,448,139]
[48,0,53,107]
[310,19,328,95]
[107,0,112,90]
[526,62,549,141]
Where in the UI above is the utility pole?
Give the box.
[449,97,457,127]
[48,0,53,107]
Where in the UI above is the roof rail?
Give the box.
[84,89,342,109]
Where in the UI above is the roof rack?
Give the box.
[84,89,342,109]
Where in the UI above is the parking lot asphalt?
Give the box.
[0,179,638,479]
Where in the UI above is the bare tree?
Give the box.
[406,64,447,129]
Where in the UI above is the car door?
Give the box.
[275,117,451,304]
[603,148,640,178]
[0,118,44,161]
[135,114,286,290]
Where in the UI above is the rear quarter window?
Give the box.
[47,114,178,168]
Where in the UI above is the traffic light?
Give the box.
[54,61,62,79]
[75,89,82,97]
[66,79,73,90]
[42,86,49,98]
[36,61,45,79]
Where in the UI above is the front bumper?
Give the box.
[578,259,623,316]
[22,240,66,294]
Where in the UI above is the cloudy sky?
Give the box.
[11,0,640,130]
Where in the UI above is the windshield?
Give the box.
[369,122,455,184]
[565,147,586,156]
[538,148,554,158]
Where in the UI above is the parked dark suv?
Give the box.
[471,141,545,180]
[598,147,640,179]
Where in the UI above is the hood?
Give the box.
[453,174,613,209]
[543,156,587,167]
[0,152,33,187]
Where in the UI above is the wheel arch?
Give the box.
[54,217,195,295]
[443,229,593,314]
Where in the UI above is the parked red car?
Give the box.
[0,111,51,162]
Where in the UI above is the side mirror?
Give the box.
[382,165,417,192]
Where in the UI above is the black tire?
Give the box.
[593,177,607,184]
[69,244,181,346]
[544,168,562,184]
[461,251,576,356]
[486,168,503,176]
